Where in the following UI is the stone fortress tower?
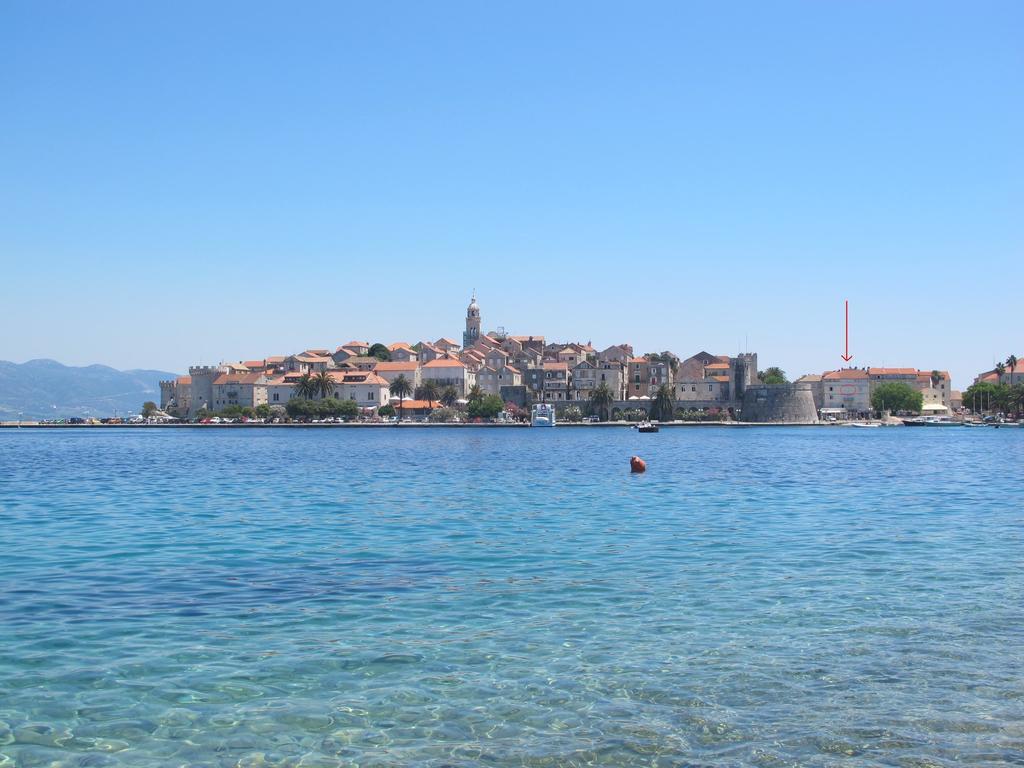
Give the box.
[741,382,819,424]
[187,365,220,418]
[731,352,758,400]
[463,290,481,349]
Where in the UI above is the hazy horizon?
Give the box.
[2,2,1020,389]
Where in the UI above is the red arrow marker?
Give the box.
[841,300,853,362]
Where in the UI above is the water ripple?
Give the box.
[0,427,1022,766]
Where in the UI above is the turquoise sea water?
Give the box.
[0,426,1022,767]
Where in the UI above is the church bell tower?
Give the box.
[463,290,481,349]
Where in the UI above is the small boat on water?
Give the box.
[848,422,881,428]
[637,421,660,433]
[902,416,961,427]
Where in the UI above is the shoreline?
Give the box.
[2,420,854,429]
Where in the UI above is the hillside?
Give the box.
[0,359,180,420]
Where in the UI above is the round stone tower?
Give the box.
[740,383,819,424]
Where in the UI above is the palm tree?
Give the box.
[1008,355,1018,383]
[589,382,614,422]
[389,374,413,421]
[440,386,459,408]
[467,384,484,405]
[314,370,336,400]
[996,362,1006,386]
[417,380,440,410]
[930,369,941,388]
[293,373,317,400]
[650,383,675,422]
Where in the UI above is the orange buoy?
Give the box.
[630,455,646,473]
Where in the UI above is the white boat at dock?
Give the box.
[531,403,556,427]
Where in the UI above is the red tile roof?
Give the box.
[823,369,869,380]
[423,358,466,368]
[389,399,436,410]
[868,367,917,376]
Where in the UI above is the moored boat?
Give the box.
[531,403,556,427]
[637,421,659,433]
[902,416,962,427]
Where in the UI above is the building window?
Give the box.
[273,393,279,402]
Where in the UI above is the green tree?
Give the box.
[417,381,440,409]
[758,367,788,385]
[558,405,583,422]
[389,374,413,421]
[287,397,359,420]
[962,381,1004,413]
[870,382,923,414]
[588,382,614,422]
[1008,383,1024,418]
[440,386,459,408]
[428,407,459,423]
[285,398,316,420]
[141,401,158,417]
[649,384,675,421]
[378,403,396,418]
[314,370,336,400]
[995,362,1006,384]
[368,343,391,361]
[1007,355,1018,381]
[468,394,504,419]
[467,384,484,405]
[255,403,271,420]
[293,373,318,400]
[329,399,359,420]
[994,383,1017,415]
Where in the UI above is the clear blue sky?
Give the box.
[2,2,1020,387]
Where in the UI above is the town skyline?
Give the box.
[6,288,1014,392]
[149,291,1024,425]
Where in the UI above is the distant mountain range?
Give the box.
[0,359,180,420]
